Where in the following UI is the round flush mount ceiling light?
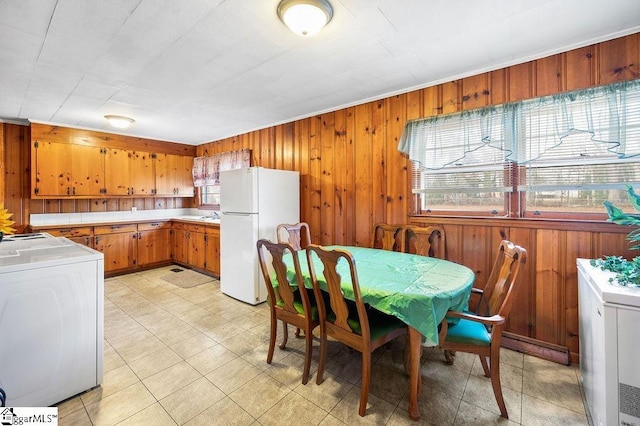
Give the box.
[104,115,135,129]
[277,0,333,37]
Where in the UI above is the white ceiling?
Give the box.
[0,0,638,145]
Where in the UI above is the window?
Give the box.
[399,79,640,216]
[193,149,251,208]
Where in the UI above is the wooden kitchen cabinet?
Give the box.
[205,227,221,276]
[155,154,195,197]
[104,148,130,195]
[172,223,190,264]
[137,221,172,266]
[104,149,154,196]
[32,141,105,197]
[189,225,206,270]
[39,226,94,248]
[129,151,155,196]
[94,224,137,273]
[172,222,205,269]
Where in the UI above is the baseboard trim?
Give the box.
[501,332,571,365]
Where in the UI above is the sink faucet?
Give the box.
[210,211,220,219]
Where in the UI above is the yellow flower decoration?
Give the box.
[0,204,16,234]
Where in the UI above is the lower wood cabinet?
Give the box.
[39,226,94,248]
[205,227,221,276]
[172,222,219,274]
[94,224,137,273]
[172,223,206,270]
[137,222,172,266]
[33,220,220,276]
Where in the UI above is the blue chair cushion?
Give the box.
[444,317,491,346]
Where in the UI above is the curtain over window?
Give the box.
[192,149,251,188]
[398,78,640,214]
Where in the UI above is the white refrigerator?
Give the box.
[220,167,300,305]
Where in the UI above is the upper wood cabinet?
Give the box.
[104,148,131,196]
[32,142,194,199]
[32,141,105,197]
[104,149,155,196]
[154,153,194,197]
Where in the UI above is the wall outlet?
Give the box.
[131,207,137,212]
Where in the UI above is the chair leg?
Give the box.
[267,313,277,364]
[359,351,371,416]
[489,346,508,419]
[479,355,490,377]
[279,321,289,349]
[444,349,456,364]
[302,329,313,385]
[316,330,327,385]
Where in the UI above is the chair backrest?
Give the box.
[277,222,311,251]
[404,225,446,259]
[305,245,371,343]
[475,240,527,320]
[372,223,403,252]
[257,239,312,316]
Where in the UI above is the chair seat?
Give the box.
[444,317,491,346]
[328,305,405,340]
[274,289,319,321]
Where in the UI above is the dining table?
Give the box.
[282,245,475,420]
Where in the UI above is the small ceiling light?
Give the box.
[104,115,134,129]
[277,0,333,37]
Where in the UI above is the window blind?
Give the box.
[399,78,640,211]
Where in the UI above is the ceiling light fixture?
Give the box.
[104,115,135,129]
[277,0,333,37]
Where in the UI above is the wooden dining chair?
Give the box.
[277,222,311,250]
[372,223,403,252]
[437,240,527,419]
[404,225,446,259]
[306,244,407,416]
[256,239,319,384]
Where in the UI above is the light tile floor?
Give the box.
[57,266,589,425]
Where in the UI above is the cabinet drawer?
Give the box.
[138,221,170,231]
[41,226,92,238]
[94,223,137,235]
[172,222,189,232]
[205,226,220,236]
[188,224,205,233]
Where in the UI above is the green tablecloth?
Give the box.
[284,245,475,344]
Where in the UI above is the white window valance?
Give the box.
[192,149,251,187]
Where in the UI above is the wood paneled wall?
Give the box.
[197,33,640,362]
[1,124,198,234]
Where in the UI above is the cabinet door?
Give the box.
[205,228,220,276]
[172,228,190,264]
[154,154,194,197]
[95,232,137,273]
[71,144,105,196]
[69,236,94,248]
[104,148,131,195]
[176,155,195,196]
[190,231,206,270]
[32,141,72,196]
[130,151,155,196]
[137,228,172,266]
[153,153,176,196]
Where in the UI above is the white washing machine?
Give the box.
[0,233,104,407]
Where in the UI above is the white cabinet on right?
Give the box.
[577,259,640,426]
